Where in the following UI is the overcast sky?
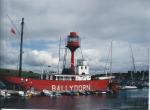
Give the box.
[0,0,150,74]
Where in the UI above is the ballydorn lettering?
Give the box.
[51,84,91,91]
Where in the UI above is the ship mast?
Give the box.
[147,48,149,71]
[104,41,112,76]
[19,18,24,77]
[58,37,61,74]
[129,44,136,80]
[142,48,149,80]
[110,41,112,75]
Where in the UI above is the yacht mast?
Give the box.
[148,48,149,71]
[142,48,149,80]
[110,41,113,75]
[129,44,136,80]
[19,18,24,77]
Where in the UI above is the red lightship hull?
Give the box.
[0,75,112,92]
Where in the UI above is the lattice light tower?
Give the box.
[66,32,80,74]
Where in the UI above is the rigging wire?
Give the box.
[129,44,136,72]
[7,14,20,35]
[103,41,113,76]
[103,42,111,76]
[79,47,84,59]
[129,44,136,80]
[6,15,21,70]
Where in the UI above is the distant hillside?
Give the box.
[0,68,40,78]
[92,70,149,81]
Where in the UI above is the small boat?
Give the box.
[0,90,18,97]
[101,91,107,94]
[120,85,137,90]
[42,89,61,97]
[18,91,26,96]
[119,45,139,90]
[26,90,41,96]
[0,90,11,97]
[18,90,41,97]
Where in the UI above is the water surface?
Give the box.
[0,89,148,110]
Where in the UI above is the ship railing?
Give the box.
[97,76,115,80]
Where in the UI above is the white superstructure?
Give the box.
[76,59,89,75]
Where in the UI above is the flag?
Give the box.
[10,28,16,35]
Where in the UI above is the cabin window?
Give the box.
[85,66,87,69]
[53,76,56,80]
[68,36,79,42]
[81,66,83,69]
[82,73,85,75]
[72,77,75,80]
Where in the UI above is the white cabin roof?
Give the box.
[54,74,91,77]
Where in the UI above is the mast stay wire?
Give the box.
[79,47,84,59]
[6,15,21,71]
[103,42,111,75]
[6,14,21,35]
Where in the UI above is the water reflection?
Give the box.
[0,89,148,110]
